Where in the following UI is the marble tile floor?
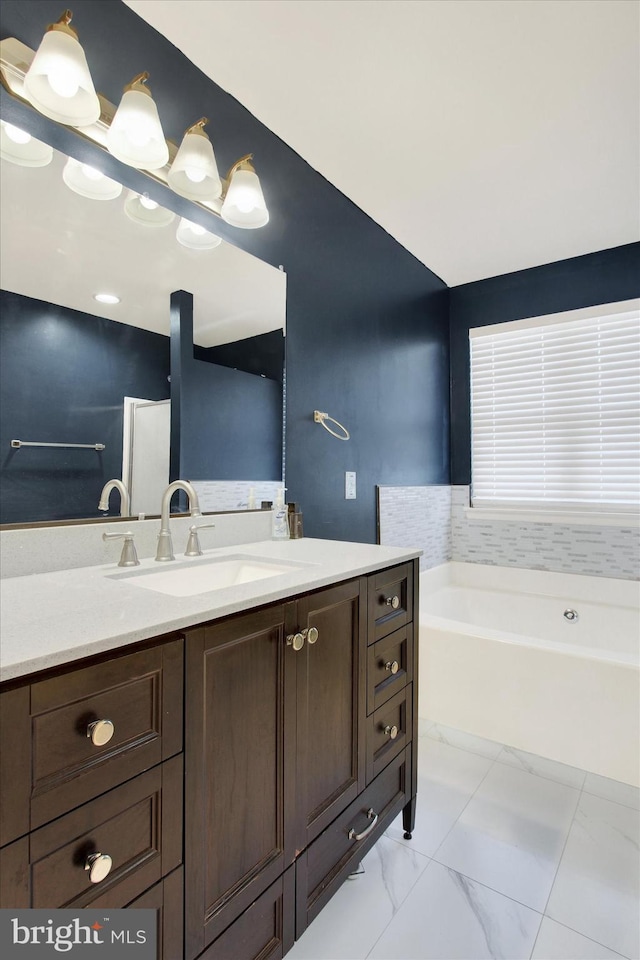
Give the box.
[288,722,640,960]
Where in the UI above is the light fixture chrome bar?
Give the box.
[11,439,105,451]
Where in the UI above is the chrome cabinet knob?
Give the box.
[87,719,115,746]
[383,724,399,740]
[385,595,400,610]
[304,626,319,645]
[384,660,399,674]
[286,632,305,652]
[85,852,113,883]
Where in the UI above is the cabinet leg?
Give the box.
[402,796,416,840]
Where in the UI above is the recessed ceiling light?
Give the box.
[94,293,121,305]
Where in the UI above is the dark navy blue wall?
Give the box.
[170,292,282,485]
[196,330,284,384]
[1,0,450,543]
[0,290,170,523]
[449,242,640,485]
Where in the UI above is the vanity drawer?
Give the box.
[126,866,184,960]
[366,686,412,784]
[295,750,410,936]
[367,625,413,714]
[197,867,294,960]
[0,755,182,910]
[367,563,413,644]
[0,637,183,843]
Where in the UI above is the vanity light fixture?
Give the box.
[220,154,269,229]
[1,30,270,229]
[176,217,222,251]
[106,72,169,170]
[0,120,53,167]
[22,10,100,127]
[123,190,176,227]
[94,293,121,305]
[62,156,123,200]
[168,117,222,203]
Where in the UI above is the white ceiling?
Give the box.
[125,0,639,286]
[0,146,286,346]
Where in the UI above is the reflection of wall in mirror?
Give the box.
[0,290,284,524]
[0,290,170,524]
[171,290,283,489]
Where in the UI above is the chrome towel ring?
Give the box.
[313,410,350,441]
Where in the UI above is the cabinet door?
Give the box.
[293,579,366,850]
[184,605,295,960]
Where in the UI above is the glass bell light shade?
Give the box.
[106,73,169,170]
[0,121,53,167]
[220,156,269,229]
[62,156,123,200]
[23,11,100,127]
[176,218,222,251]
[124,191,175,227]
[168,118,222,202]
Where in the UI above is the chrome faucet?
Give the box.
[98,479,130,517]
[156,480,202,561]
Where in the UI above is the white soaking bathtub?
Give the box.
[419,562,640,786]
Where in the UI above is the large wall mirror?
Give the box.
[0,135,286,526]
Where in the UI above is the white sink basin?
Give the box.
[110,555,309,597]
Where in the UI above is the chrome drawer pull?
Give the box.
[384,660,399,674]
[383,724,399,740]
[85,852,113,883]
[286,632,305,652]
[348,808,378,842]
[385,595,400,609]
[87,719,115,746]
[304,626,319,645]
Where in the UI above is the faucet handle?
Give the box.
[102,531,139,567]
[185,523,216,557]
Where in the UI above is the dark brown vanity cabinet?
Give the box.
[184,578,366,960]
[185,561,418,960]
[0,559,419,960]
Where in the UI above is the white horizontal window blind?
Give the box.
[469,302,640,513]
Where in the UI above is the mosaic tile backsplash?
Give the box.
[377,486,452,570]
[377,484,639,580]
[192,480,285,512]
[451,486,639,580]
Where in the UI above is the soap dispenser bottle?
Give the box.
[271,488,289,540]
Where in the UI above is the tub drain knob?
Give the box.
[563,608,579,622]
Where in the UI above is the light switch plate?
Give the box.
[345,471,356,499]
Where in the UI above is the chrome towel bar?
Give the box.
[11,439,105,451]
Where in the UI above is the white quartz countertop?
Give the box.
[0,538,420,682]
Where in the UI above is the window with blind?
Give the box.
[469,300,640,514]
